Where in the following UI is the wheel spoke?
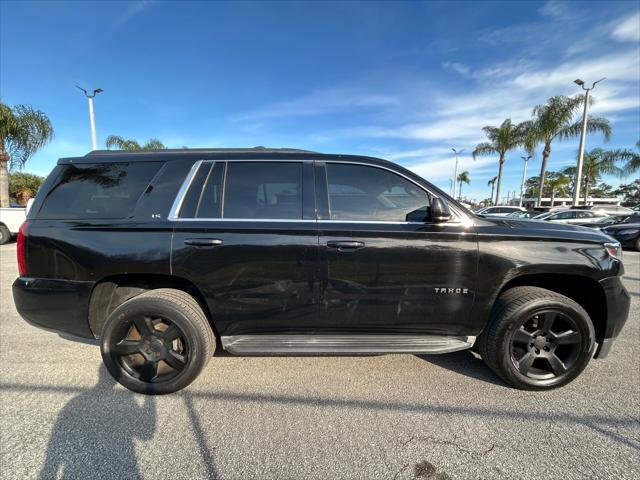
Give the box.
[547,354,568,376]
[133,316,155,337]
[164,350,186,370]
[553,331,581,345]
[161,323,182,342]
[513,328,533,344]
[537,312,556,332]
[140,360,158,382]
[518,352,535,375]
[114,340,142,356]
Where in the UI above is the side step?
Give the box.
[220,335,475,355]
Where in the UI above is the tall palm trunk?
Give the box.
[550,189,555,207]
[458,180,463,199]
[0,145,9,208]
[495,155,505,205]
[536,142,551,207]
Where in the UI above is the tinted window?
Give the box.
[576,211,595,218]
[38,162,162,219]
[223,162,302,219]
[550,211,574,220]
[326,163,430,222]
[483,207,499,214]
[179,162,213,218]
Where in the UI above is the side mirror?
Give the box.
[431,198,452,223]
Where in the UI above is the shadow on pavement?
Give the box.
[415,350,506,387]
[37,366,156,479]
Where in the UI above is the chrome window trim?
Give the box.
[168,158,472,226]
[167,160,205,221]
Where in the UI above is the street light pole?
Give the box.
[76,86,104,150]
[572,77,605,206]
[519,155,532,207]
[451,148,463,199]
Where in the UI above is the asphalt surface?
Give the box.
[0,242,638,480]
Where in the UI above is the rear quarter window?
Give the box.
[37,162,162,220]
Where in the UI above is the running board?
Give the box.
[220,335,475,355]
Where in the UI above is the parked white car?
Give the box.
[0,205,26,244]
[474,206,527,217]
[532,209,609,224]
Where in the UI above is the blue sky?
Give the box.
[1,0,638,201]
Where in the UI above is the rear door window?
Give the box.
[38,162,162,220]
[223,162,303,220]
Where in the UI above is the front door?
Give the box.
[171,160,318,337]
[316,161,478,336]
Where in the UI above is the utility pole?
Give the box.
[451,148,463,199]
[572,77,605,206]
[519,155,532,207]
[76,86,104,150]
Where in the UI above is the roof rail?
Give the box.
[85,147,317,156]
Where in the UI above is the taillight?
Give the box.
[17,220,29,277]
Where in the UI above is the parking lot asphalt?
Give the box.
[0,242,638,480]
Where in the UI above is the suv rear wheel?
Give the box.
[101,288,215,394]
[477,286,595,390]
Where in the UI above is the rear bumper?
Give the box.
[12,277,95,339]
[594,275,631,359]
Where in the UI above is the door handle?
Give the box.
[184,238,223,247]
[327,240,365,251]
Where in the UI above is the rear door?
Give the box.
[315,161,477,336]
[171,160,318,337]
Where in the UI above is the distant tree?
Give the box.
[456,171,470,199]
[105,135,166,151]
[545,173,571,206]
[473,119,528,205]
[579,148,621,204]
[525,95,611,207]
[0,103,54,207]
[605,140,640,177]
[9,172,45,205]
[614,179,640,206]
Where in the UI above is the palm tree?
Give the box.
[105,135,166,151]
[456,171,470,200]
[0,103,54,207]
[580,148,621,204]
[608,140,640,177]
[526,95,611,207]
[486,176,497,205]
[473,119,527,205]
[545,174,571,207]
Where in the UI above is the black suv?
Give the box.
[13,149,630,394]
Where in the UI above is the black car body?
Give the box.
[12,149,631,394]
[603,223,640,251]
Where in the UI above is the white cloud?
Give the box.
[231,89,398,122]
[113,1,154,29]
[611,12,640,42]
[442,61,471,76]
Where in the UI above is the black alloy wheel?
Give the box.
[101,289,215,394]
[477,286,595,390]
[510,311,582,380]
[111,315,189,384]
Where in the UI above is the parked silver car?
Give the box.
[532,209,609,224]
[475,206,527,217]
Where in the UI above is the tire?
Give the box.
[635,237,640,252]
[0,225,11,245]
[101,288,215,394]
[476,286,595,390]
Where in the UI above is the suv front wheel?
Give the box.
[101,288,215,394]
[477,286,596,390]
